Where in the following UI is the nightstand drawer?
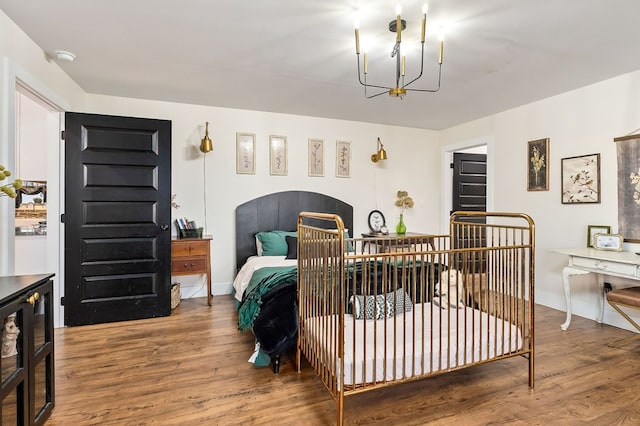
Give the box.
[172,240,209,257]
[171,257,208,274]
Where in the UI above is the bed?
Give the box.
[296,211,535,425]
[233,191,354,372]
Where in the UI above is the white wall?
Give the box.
[442,69,640,331]
[85,95,443,294]
[1,8,87,326]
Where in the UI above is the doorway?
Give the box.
[440,138,493,233]
[6,75,66,328]
[14,88,60,277]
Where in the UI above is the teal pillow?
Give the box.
[331,229,354,252]
[256,230,297,256]
[343,230,354,253]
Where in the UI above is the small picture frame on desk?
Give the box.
[593,233,623,251]
[587,225,611,248]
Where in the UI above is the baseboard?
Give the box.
[177,281,233,299]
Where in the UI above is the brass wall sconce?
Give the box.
[371,137,388,163]
[200,122,213,153]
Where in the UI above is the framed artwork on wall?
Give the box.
[308,138,324,177]
[561,153,600,204]
[614,134,640,242]
[269,135,288,176]
[587,225,611,248]
[335,140,351,178]
[527,138,549,191]
[236,132,256,174]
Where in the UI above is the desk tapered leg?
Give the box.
[596,274,604,323]
[561,266,591,331]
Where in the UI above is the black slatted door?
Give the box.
[64,112,172,326]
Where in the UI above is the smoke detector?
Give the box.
[55,50,76,62]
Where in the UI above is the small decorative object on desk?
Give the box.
[593,233,623,251]
[395,190,414,234]
[175,217,203,238]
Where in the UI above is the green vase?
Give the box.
[396,213,407,234]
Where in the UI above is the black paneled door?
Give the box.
[452,152,487,215]
[64,112,172,326]
[452,152,487,272]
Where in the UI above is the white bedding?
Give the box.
[232,256,297,301]
[305,303,523,386]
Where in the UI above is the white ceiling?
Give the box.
[3,0,640,130]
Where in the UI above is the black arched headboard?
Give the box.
[235,191,353,271]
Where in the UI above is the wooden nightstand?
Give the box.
[171,237,212,306]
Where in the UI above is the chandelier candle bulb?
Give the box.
[364,53,368,74]
[396,5,402,42]
[439,39,444,64]
[421,17,426,42]
[355,28,360,54]
[401,56,405,76]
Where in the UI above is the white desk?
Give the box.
[553,248,640,330]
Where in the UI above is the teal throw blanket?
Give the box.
[237,266,297,332]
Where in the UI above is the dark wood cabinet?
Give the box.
[0,274,54,425]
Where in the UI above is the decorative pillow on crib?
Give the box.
[349,288,413,320]
[256,230,297,256]
[285,236,298,259]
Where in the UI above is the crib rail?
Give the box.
[297,212,535,426]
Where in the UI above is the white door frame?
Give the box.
[440,136,494,233]
[3,59,69,327]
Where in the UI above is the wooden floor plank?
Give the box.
[47,296,640,425]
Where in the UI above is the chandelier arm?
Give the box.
[402,42,426,88]
[365,89,390,99]
[357,56,393,91]
[404,65,442,93]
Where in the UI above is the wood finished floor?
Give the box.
[49,296,640,425]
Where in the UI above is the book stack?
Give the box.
[175,217,203,238]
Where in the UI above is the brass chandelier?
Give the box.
[354,4,443,99]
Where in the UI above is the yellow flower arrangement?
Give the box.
[0,165,22,198]
[395,190,414,214]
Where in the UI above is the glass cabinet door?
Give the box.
[30,279,54,426]
[0,301,29,425]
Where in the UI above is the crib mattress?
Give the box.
[305,302,523,386]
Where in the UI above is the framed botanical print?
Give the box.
[335,140,351,178]
[527,138,549,191]
[269,135,288,176]
[308,138,324,177]
[561,153,600,204]
[587,225,611,248]
[236,132,256,174]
